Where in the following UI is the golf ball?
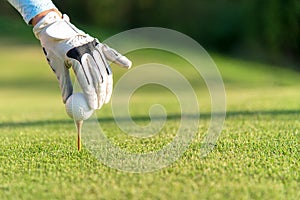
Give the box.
[65,93,94,121]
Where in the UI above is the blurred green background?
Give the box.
[1,0,299,67]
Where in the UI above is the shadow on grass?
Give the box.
[0,109,299,128]
[0,119,75,128]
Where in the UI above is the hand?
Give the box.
[33,11,132,109]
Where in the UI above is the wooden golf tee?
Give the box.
[76,120,83,151]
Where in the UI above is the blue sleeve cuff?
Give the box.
[7,0,57,24]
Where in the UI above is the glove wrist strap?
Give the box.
[33,11,62,39]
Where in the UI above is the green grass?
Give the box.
[0,20,299,199]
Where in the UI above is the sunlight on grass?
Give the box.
[0,43,299,200]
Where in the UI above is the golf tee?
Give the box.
[76,120,83,151]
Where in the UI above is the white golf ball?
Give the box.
[65,93,94,121]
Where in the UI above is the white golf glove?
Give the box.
[33,11,132,109]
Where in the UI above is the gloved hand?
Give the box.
[33,11,132,109]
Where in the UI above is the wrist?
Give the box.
[31,9,62,26]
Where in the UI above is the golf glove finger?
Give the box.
[33,11,132,109]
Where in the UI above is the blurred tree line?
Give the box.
[2,0,299,67]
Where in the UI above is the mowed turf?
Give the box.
[0,39,299,200]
